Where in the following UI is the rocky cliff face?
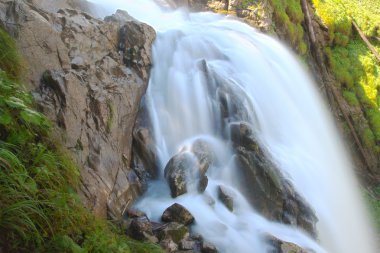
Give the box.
[0,0,156,218]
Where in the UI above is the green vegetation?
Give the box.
[366,186,380,237]
[0,27,163,253]
[0,28,24,81]
[312,0,380,153]
[270,0,307,55]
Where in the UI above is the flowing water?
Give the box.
[89,1,378,252]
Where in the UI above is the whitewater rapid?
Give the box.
[89,1,378,253]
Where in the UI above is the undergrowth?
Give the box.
[312,0,380,153]
[0,27,163,253]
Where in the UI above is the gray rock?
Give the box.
[198,175,209,193]
[162,203,195,225]
[155,222,190,244]
[126,217,158,243]
[164,147,212,197]
[0,0,156,219]
[179,238,198,250]
[160,239,178,253]
[201,241,218,253]
[164,152,198,197]
[267,236,312,253]
[132,98,159,185]
[217,185,234,212]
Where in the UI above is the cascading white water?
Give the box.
[90,1,378,252]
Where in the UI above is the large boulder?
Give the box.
[231,122,317,237]
[164,145,212,197]
[164,152,198,197]
[0,0,156,218]
[162,203,195,225]
[126,216,158,243]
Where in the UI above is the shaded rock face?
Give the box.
[131,98,159,191]
[0,0,156,218]
[231,122,317,237]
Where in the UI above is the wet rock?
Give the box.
[155,222,190,244]
[126,217,158,243]
[200,60,253,130]
[162,203,195,225]
[198,175,209,193]
[132,98,159,185]
[179,238,199,251]
[191,139,215,175]
[267,236,310,253]
[230,121,258,150]
[231,122,317,237]
[203,192,216,207]
[201,241,219,253]
[164,141,214,197]
[217,185,234,212]
[0,0,156,218]
[164,152,198,197]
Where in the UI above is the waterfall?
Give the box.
[89,1,378,252]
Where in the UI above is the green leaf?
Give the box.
[5,96,26,109]
[20,108,44,125]
[0,111,12,125]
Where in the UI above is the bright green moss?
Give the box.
[269,0,307,56]
[343,90,360,106]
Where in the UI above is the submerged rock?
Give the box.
[162,203,195,225]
